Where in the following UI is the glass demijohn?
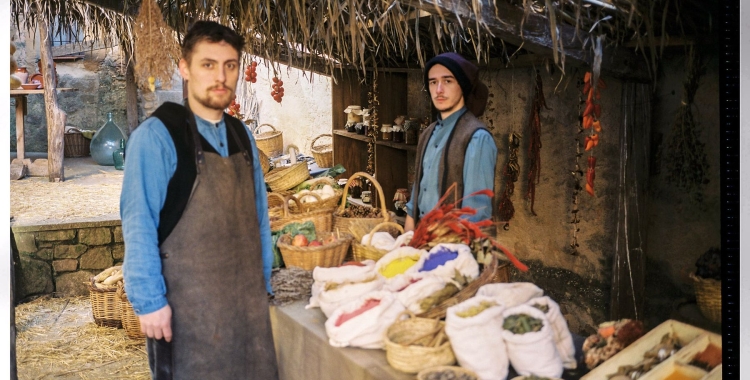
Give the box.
[90,112,127,166]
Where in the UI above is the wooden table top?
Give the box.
[10,88,77,95]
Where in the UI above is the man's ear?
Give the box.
[178,58,190,80]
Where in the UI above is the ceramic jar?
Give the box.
[393,188,409,216]
[15,68,28,84]
[381,124,392,141]
[361,190,372,204]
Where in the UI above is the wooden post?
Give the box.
[38,12,67,182]
[123,45,139,133]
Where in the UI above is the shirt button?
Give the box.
[220,142,224,147]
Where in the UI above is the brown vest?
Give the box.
[412,111,488,222]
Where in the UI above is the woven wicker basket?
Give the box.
[117,287,145,340]
[332,172,389,236]
[416,254,509,320]
[254,123,283,158]
[310,134,334,168]
[352,222,405,262]
[384,312,456,374]
[690,273,721,323]
[416,366,478,380]
[277,231,352,270]
[64,132,90,157]
[258,148,270,174]
[89,278,122,328]
[288,176,342,213]
[270,193,333,233]
[265,162,310,192]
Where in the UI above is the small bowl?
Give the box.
[21,83,40,90]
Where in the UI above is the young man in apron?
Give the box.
[404,52,498,232]
[121,21,278,379]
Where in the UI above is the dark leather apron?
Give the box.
[147,108,279,379]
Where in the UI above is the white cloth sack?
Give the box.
[414,243,479,282]
[306,260,384,317]
[476,282,544,308]
[501,304,563,378]
[525,296,577,369]
[445,295,508,380]
[324,291,405,349]
[395,274,453,314]
[375,246,426,291]
[361,230,414,251]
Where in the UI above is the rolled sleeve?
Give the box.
[121,118,176,315]
[462,129,498,222]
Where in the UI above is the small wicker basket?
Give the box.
[351,222,405,262]
[254,123,283,158]
[310,134,334,168]
[270,193,333,233]
[416,366,478,380]
[117,287,145,340]
[258,148,270,174]
[690,273,721,323]
[265,162,310,192]
[332,172,389,236]
[288,176,342,213]
[89,278,122,328]
[384,312,456,374]
[276,231,352,270]
[64,132,90,157]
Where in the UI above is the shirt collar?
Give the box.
[436,107,467,126]
[194,114,224,128]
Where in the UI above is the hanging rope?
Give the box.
[525,71,548,216]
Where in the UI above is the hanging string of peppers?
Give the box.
[525,71,548,216]
[581,71,607,196]
[497,132,521,230]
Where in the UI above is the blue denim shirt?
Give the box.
[121,114,273,316]
[405,108,497,222]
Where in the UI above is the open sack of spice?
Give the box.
[581,318,645,370]
[523,296,577,369]
[501,305,564,379]
[375,246,426,291]
[306,260,384,318]
[393,272,460,315]
[476,282,544,309]
[444,295,509,380]
[324,290,405,349]
[414,243,480,283]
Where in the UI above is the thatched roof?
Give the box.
[13,0,717,83]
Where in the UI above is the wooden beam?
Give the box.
[419,0,650,82]
[39,11,67,182]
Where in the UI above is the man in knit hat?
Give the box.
[404,52,497,232]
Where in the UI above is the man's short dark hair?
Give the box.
[182,21,244,62]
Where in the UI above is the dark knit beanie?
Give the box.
[424,52,489,117]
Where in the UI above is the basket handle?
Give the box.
[281,194,303,217]
[268,192,292,216]
[299,176,336,190]
[290,191,323,213]
[286,144,300,156]
[338,172,389,222]
[362,222,405,246]
[254,123,277,134]
[311,134,332,149]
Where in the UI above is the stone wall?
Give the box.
[12,221,124,301]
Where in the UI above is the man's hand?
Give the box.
[404,215,415,232]
[139,304,173,342]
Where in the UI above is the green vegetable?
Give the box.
[271,221,317,268]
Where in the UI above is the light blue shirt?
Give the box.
[120,113,273,316]
[405,108,497,222]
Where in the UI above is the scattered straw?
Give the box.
[15,295,149,380]
[10,171,122,225]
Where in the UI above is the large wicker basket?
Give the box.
[310,134,333,168]
[254,123,283,158]
[117,287,145,340]
[384,312,456,374]
[690,273,721,323]
[258,148,270,174]
[332,172,389,236]
[64,132,90,157]
[276,231,352,270]
[288,176,342,213]
[265,162,310,192]
[416,254,510,320]
[416,366,478,380]
[89,278,122,328]
[270,193,333,233]
[351,222,405,262]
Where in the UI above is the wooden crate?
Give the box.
[582,320,721,380]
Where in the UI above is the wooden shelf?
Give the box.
[375,139,417,152]
[332,130,372,143]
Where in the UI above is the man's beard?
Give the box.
[194,85,234,111]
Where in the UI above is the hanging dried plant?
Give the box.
[525,71,548,216]
[133,0,180,92]
[664,46,709,203]
[366,70,379,176]
[497,132,521,230]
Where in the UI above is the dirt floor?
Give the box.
[15,295,150,379]
[10,154,123,225]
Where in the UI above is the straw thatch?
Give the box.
[15,295,149,379]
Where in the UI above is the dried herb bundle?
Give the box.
[133,0,180,92]
[525,71,548,216]
[664,46,709,203]
[497,132,521,228]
